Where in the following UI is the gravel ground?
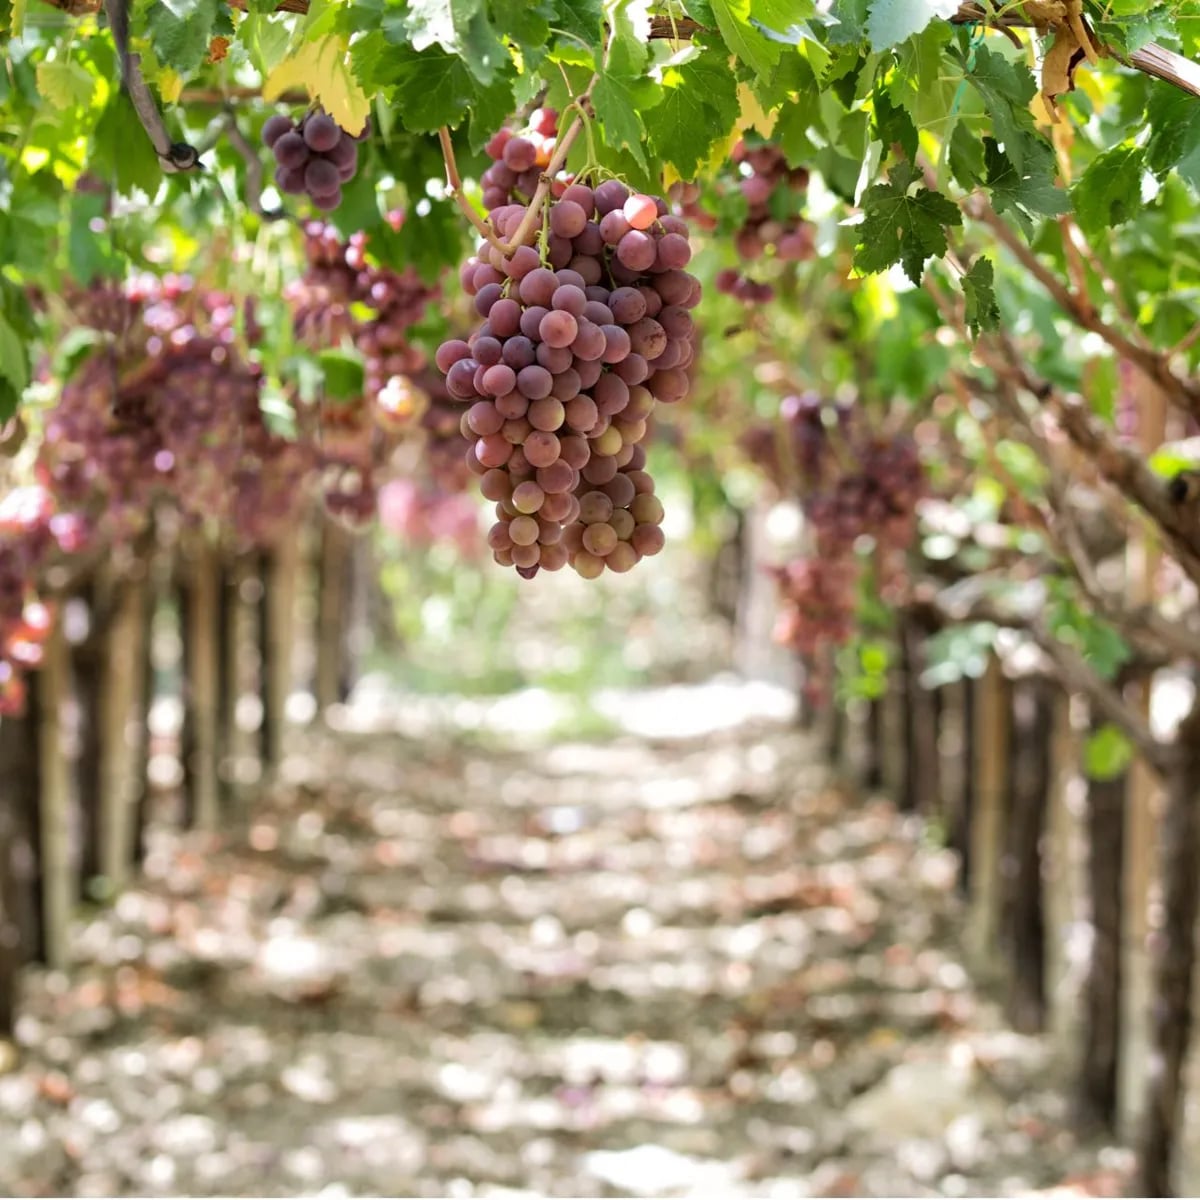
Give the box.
[0,689,1132,1197]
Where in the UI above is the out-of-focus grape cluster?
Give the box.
[283,220,440,528]
[435,114,700,579]
[671,139,814,304]
[744,392,927,684]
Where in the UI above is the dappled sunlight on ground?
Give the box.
[1,681,1131,1197]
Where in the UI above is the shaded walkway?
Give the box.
[0,691,1129,1196]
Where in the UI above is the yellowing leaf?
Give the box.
[36,60,97,111]
[263,32,370,134]
[157,67,184,104]
[736,82,776,139]
[10,0,26,37]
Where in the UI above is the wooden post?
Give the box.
[314,517,351,717]
[1043,694,1085,1046]
[1137,697,1200,1196]
[1076,735,1127,1132]
[901,619,942,816]
[217,556,244,804]
[36,619,73,969]
[1000,675,1053,1034]
[881,655,906,800]
[1121,368,1168,1133]
[943,678,974,894]
[968,655,1011,965]
[0,698,43,1032]
[862,694,884,790]
[72,581,104,894]
[260,530,299,769]
[130,560,161,868]
[97,574,148,892]
[180,542,221,832]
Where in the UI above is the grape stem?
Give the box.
[221,112,288,222]
[500,79,595,254]
[437,126,511,256]
[437,75,596,259]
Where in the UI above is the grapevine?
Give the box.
[435,112,700,579]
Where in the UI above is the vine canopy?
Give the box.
[3,0,1200,421]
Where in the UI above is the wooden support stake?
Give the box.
[260,530,299,769]
[968,655,1011,964]
[36,619,73,969]
[181,543,221,832]
[97,575,148,891]
[1120,369,1168,1134]
[1000,676,1053,1034]
[314,518,351,717]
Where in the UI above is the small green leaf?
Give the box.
[147,0,220,77]
[964,42,1038,174]
[36,60,97,110]
[645,49,739,178]
[962,256,999,335]
[710,0,780,76]
[317,349,365,400]
[865,0,957,51]
[1073,143,1146,236]
[853,160,961,283]
[1083,724,1133,782]
[983,136,1070,233]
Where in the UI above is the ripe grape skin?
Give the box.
[508,514,540,545]
[262,114,294,147]
[578,491,614,525]
[273,132,309,168]
[539,310,578,349]
[582,522,618,556]
[305,158,340,196]
[304,113,341,152]
[632,523,665,557]
[623,193,658,231]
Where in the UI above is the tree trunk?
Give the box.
[1001,675,1053,1035]
[969,656,1011,961]
[1076,758,1126,1132]
[862,694,884,790]
[315,518,351,716]
[130,565,160,868]
[0,698,43,1033]
[37,620,73,969]
[217,557,242,805]
[73,583,104,895]
[260,531,299,770]
[901,620,942,815]
[98,575,147,892]
[1137,698,1200,1197]
[179,543,221,832]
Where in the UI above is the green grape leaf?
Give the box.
[865,0,957,50]
[552,0,604,44]
[962,256,999,335]
[983,136,1070,234]
[400,0,508,85]
[369,44,478,130]
[646,50,739,178]
[1083,724,1133,782]
[1073,143,1146,236]
[146,0,220,77]
[872,86,917,161]
[594,72,661,169]
[0,314,28,396]
[709,0,780,76]
[964,42,1038,174]
[854,160,961,283]
[1146,82,1200,176]
[36,60,96,111]
[826,0,869,45]
[92,92,162,196]
[948,122,985,190]
[317,349,365,400]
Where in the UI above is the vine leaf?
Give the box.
[0,315,28,397]
[595,0,661,170]
[963,42,1039,175]
[263,32,371,133]
[1146,83,1200,176]
[865,0,958,51]
[962,256,999,335]
[399,0,507,85]
[646,50,739,179]
[854,160,961,283]
[983,137,1070,234]
[849,158,960,282]
[147,0,221,79]
[36,61,96,111]
[1073,143,1146,236]
[709,0,780,76]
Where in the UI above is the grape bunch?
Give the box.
[770,556,859,659]
[672,139,814,304]
[263,109,367,212]
[435,172,700,579]
[480,107,560,209]
[805,433,925,556]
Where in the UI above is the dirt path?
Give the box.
[0,694,1129,1196]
